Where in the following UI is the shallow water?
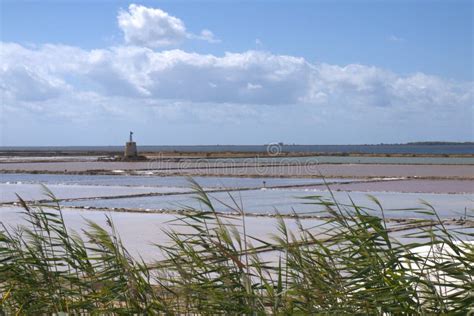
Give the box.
[0,183,190,203]
[0,173,348,188]
[229,156,474,165]
[1,204,472,263]
[0,156,101,162]
[1,173,471,219]
[312,179,474,194]
[158,164,474,178]
[0,206,326,262]
[2,155,473,165]
[61,189,473,219]
[2,161,473,179]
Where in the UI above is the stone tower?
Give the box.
[124,131,138,158]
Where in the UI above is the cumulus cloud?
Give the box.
[1,42,472,143]
[191,29,220,43]
[1,65,67,102]
[1,42,472,110]
[117,4,219,47]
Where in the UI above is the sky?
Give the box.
[0,0,473,145]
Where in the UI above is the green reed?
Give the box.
[0,181,472,315]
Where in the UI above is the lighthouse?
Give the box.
[124,131,138,158]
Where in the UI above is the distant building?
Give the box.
[124,131,138,158]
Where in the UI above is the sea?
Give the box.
[1,144,474,155]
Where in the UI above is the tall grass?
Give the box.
[1,182,473,315]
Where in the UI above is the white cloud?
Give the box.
[191,29,220,43]
[117,4,219,47]
[1,42,472,110]
[388,35,405,42]
[247,83,263,90]
[1,42,472,143]
[1,65,68,102]
[118,4,186,47]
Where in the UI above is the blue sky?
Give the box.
[1,0,473,145]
